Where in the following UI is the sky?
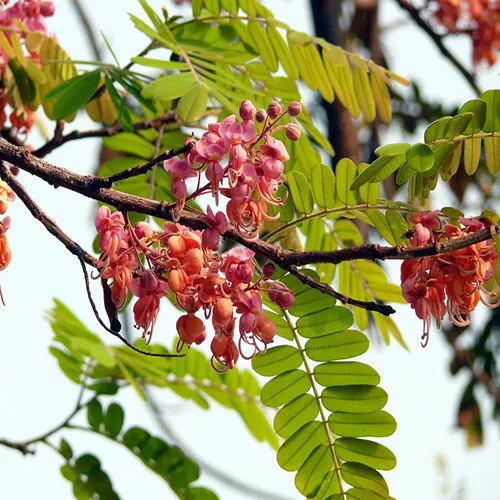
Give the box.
[1,1,500,499]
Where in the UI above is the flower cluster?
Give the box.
[94,206,294,371]
[0,180,15,300]
[164,99,302,240]
[401,211,499,347]
[425,0,500,65]
[0,1,55,133]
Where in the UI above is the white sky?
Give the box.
[1,1,500,499]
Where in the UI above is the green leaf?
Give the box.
[460,98,487,134]
[353,67,375,122]
[443,112,472,138]
[334,438,397,470]
[287,286,337,317]
[322,386,388,414]
[406,144,434,173]
[357,163,380,205]
[424,116,452,142]
[370,71,391,123]
[122,426,150,449]
[177,82,208,123]
[329,411,396,437]
[266,24,298,79]
[341,462,389,497]
[87,381,119,395]
[287,171,314,214]
[261,369,311,407]
[484,137,500,175]
[104,403,125,438]
[274,394,319,438]
[464,138,481,175]
[480,90,500,132]
[87,399,103,430]
[314,362,380,387]
[346,487,388,499]
[252,346,302,376]
[305,330,369,361]
[142,72,196,101]
[59,438,73,460]
[277,421,324,471]
[295,444,333,497]
[374,143,411,156]
[248,21,278,72]
[296,307,354,338]
[75,454,100,474]
[105,75,133,132]
[103,133,155,159]
[336,158,358,205]
[311,164,336,209]
[350,154,405,190]
[131,56,188,71]
[51,71,101,120]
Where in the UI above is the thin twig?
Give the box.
[393,0,481,95]
[288,266,396,315]
[32,111,179,158]
[99,143,192,187]
[0,163,96,266]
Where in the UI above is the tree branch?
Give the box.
[0,163,96,266]
[3,140,499,317]
[393,0,481,96]
[32,111,179,158]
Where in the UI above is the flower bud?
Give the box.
[213,298,233,326]
[41,2,56,16]
[135,221,154,239]
[254,314,277,343]
[262,262,276,279]
[168,268,188,293]
[267,281,295,308]
[287,101,302,117]
[285,123,301,141]
[255,109,267,123]
[167,235,187,256]
[183,248,204,274]
[139,269,159,293]
[239,100,256,121]
[267,101,282,119]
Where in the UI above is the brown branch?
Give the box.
[99,143,192,187]
[287,266,395,315]
[287,227,500,266]
[4,140,499,316]
[0,438,34,455]
[32,111,179,158]
[0,163,96,266]
[393,0,481,96]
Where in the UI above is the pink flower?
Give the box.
[260,136,289,163]
[202,206,228,249]
[221,247,255,284]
